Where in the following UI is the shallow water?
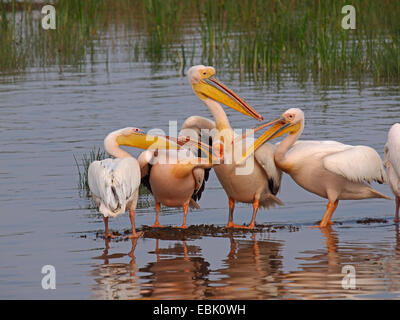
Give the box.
[1,33,400,300]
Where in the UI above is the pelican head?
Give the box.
[188,65,263,121]
[119,127,144,136]
[103,126,178,153]
[239,108,304,163]
[280,108,305,128]
[104,127,142,146]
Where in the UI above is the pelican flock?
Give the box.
[87,65,398,238]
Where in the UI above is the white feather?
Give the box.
[384,123,400,196]
[88,157,141,218]
[254,142,282,194]
[323,145,387,184]
[281,140,387,184]
[385,124,400,177]
[279,140,351,162]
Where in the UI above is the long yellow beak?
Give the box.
[238,117,301,163]
[233,117,285,144]
[193,76,263,121]
[116,131,214,160]
[116,131,181,150]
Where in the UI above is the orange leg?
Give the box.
[151,202,164,228]
[319,200,339,228]
[176,203,189,229]
[103,216,115,238]
[225,198,258,229]
[395,196,400,223]
[128,210,143,239]
[225,197,239,228]
[247,199,259,229]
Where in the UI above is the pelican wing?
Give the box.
[384,123,400,179]
[88,158,141,217]
[323,145,387,184]
[281,140,350,160]
[191,166,211,205]
[254,143,282,195]
[180,116,214,199]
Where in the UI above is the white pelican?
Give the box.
[384,123,400,222]
[138,148,212,228]
[180,65,283,229]
[88,127,143,239]
[241,108,389,228]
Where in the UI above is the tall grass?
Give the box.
[74,147,107,195]
[195,0,400,83]
[0,0,399,83]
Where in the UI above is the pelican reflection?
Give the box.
[206,234,284,299]
[139,239,210,299]
[90,238,140,299]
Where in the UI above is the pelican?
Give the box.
[384,123,400,222]
[138,148,212,228]
[88,127,143,239]
[241,108,389,228]
[179,65,283,229]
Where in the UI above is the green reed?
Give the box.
[198,0,400,84]
[74,147,107,195]
[0,0,399,84]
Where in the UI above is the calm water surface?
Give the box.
[1,36,400,299]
